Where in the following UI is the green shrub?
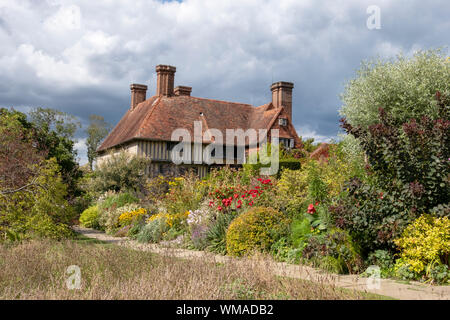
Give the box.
[90,150,151,193]
[290,218,312,249]
[366,250,395,278]
[205,212,237,255]
[135,217,169,243]
[277,169,308,215]
[394,214,449,284]
[79,206,100,229]
[97,192,139,232]
[302,228,363,274]
[226,207,290,257]
[338,92,449,253]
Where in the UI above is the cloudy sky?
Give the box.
[0,0,448,164]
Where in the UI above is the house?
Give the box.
[97,65,301,178]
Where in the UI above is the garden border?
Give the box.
[73,226,450,300]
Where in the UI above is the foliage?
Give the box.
[340,49,450,129]
[0,158,75,240]
[366,250,395,278]
[91,150,151,193]
[342,94,449,213]
[85,114,111,170]
[226,207,290,257]
[337,93,449,253]
[302,228,363,274]
[135,216,169,243]
[206,211,238,255]
[1,108,82,199]
[97,192,139,233]
[394,214,449,284]
[28,107,82,198]
[290,218,312,249]
[79,206,100,229]
[28,107,80,140]
[162,172,206,214]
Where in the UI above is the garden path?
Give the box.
[73,226,450,300]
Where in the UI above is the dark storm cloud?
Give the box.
[0,0,448,163]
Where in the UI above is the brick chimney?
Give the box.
[130,83,147,110]
[156,65,176,96]
[271,81,294,120]
[174,86,192,96]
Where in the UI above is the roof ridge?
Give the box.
[175,95,255,108]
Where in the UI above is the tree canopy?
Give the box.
[340,49,450,129]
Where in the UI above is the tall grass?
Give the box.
[0,240,371,300]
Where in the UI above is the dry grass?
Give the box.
[0,239,373,300]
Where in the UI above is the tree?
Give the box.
[29,107,81,140]
[0,109,46,195]
[28,107,82,197]
[0,109,74,240]
[89,150,150,194]
[340,49,450,129]
[85,114,111,170]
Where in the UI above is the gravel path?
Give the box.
[73,226,450,300]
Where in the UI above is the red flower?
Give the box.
[209,201,214,207]
[234,194,239,199]
[307,204,316,214]
[249,201,254,206]
[379,192,384,199]
[315,201,320,206]
[218,206,223,211]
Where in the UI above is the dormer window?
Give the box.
[278,118,288,126]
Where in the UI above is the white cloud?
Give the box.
[43,4,81,33]
[74,138,88,166]
[296,126,336,144]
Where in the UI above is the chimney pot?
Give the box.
[156,64,176,96]
[130,83,147,110]
[271,81,294,120]
[174,86,192,96]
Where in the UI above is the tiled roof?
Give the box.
[98,95,301,152]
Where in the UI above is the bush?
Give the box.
[340,49,450,129]
[206,212,237,254]
[302,228,363,274]
[277,169,308,215]
[90,150,151,193]
[97,192,139,232]
[394,214,449,284]
[0,158,75,241]
[290,218,312,249]
[135,217,169,243]
[226,207,290,257]
[79,206,100,229]
[336,92,449,253]
[366,250,395,278]
[101,203,140,233]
